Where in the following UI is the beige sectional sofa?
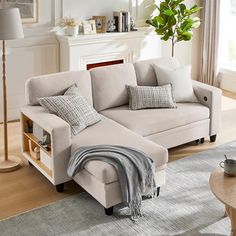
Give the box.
[21,57,222,215]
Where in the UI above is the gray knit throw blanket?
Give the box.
[67,145,157,221]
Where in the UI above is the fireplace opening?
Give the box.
[87,59,124,70]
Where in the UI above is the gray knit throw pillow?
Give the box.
[39,85,101,135]
[127,84,177,110]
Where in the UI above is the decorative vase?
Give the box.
[66,26,78,36]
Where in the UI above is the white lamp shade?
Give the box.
[0,8,24,40]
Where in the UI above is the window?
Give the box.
[219,0,236,70]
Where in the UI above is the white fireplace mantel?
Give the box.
[57,27,162,71]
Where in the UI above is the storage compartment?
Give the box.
[28,139,40,160]
[40,150,52,170]
[33,123,51,144]
[22,113,53,178]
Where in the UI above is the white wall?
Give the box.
[62,0,130,20]
[0,37,59,121]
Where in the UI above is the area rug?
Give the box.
[1,141,236,236]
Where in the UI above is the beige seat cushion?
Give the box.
[71,116,168,184]
[101,103,210,137]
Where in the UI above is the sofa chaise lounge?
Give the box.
[21,57,222,215]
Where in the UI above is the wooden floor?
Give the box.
[0,90,236,220]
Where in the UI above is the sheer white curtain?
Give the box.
[199,0,221,86]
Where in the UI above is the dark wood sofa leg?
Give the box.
[210,135,217,143]
[156,187,160,197]
[195,138,205,144]
[28,161,33,166]
[104,206,113,216]
[56,183,64,193]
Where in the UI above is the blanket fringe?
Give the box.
[129,193,142,222]
[130,166,157,222]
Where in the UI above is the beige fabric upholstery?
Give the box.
[73,169,123,208]
[21,106,72,185]
[73,167,166,208]
[71,116,168,184]
[26,70,93,106]
[134,57,180,86]
[147,120,210,149]
[101,103,209,137]
[90,63,137,112]
[192,80,222,135]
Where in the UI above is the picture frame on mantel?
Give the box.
[0,0,39,24]
[93,16,106,33]
[83,20,96,35]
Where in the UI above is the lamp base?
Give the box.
[0,155,22,172]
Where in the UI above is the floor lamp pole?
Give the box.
[2,40,8,161]
[0,40,21,172]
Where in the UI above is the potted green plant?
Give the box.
[146,0,201,57]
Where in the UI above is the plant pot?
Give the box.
[66,26,78,36]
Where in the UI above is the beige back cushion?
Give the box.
[26,70,93,106]
[134,57,180,86]
[90,63,137,112]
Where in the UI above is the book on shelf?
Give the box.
[113,11,123,32]
[113,11,131,32]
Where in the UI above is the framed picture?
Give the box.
[82,20,96,35]
[92,16,106,33]
[0,0,39,23]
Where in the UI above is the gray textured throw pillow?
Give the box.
[39,85,101,135]
[153,64,198,103]
[126,84,177,110]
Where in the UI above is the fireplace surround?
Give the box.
[57,27,161,72]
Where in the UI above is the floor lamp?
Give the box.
[0,8,24,172]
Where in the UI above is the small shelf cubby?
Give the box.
[22,113,53,180]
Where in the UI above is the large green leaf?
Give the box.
[164,9,175,16]
[177,27,183,35]
[153,16,166,25]
[146,19,156,27]
[181,18,194,31]
[182,31,193,41]
[160,2,169,11]
[179,3,186,12]
[168,15,177,26]
[155,28,166,35]
[190,5,201,13]
[171,0,185,9]
[161,33,171,41]
[161,29,174,40]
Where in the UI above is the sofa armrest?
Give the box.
[21,105,72,185]
[192,80,222,136]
